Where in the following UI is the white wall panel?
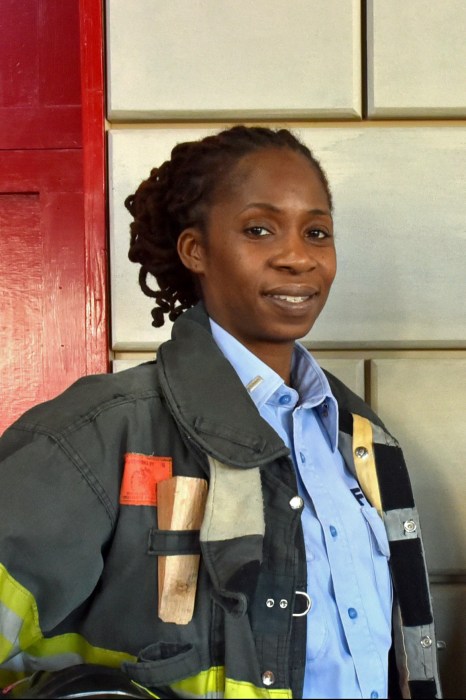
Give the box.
[317,359,365,398]
[371,359,466,572]
[367,0,466,117]
[109,128,216,349]
[109,127,466,350]
[112,358,155,373]
[106,0,361,120]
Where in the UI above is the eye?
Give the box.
[244,226,272,237]
[306,228,330,240]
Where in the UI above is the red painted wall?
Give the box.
[0,0,107,434]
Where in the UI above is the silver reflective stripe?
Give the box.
[403,623,441,687]
[201,457,264,542]
[0,601,22,652]
[384,507,422,542]
[0,651,84,674]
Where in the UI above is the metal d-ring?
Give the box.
[292,591,312,617]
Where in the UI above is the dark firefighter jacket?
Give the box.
[0,303,442,698]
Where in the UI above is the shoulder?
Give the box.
[2,361,162,440]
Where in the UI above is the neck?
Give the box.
[243,340,295,385]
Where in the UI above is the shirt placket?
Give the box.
[295,405,387,699]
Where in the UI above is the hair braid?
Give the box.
[125,125,332,328]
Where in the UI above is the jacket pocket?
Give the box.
[123,642,201,687]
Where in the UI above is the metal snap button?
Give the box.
[421,635,432,648]
[266,598,275,608]
[279,599,288,609]
[262,670,275,686]
[289,496,304,510]
[403,519,417,534]
[354,446,369,459]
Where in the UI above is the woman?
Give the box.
[0,126,441,698]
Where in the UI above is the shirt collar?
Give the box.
[209,318,282,408]
[209,318,339,451]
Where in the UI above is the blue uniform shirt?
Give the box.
[210,319,393,699]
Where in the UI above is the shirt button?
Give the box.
[348,607,358,619]
[279,394,291,405]
[370,692,379,699]
[321,403,329,417]
[289,496,304,510]
[262,670,275,686]
[329,525,338,537]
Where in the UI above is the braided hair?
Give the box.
[125,125,332,328]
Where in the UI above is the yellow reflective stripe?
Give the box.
[0,631,12,659]
[171,665,224,696]
[225,679,292,699]
[0,564,41,655]
[0,564,137,691]
[171,666,291,699]
[352,414,383,514]
[25,632,136,666]
[0,668,27,690]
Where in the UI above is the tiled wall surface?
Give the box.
[109,126,466,350]
[106,2,466,696]
[367,0,466,117]
[107,0,361,120]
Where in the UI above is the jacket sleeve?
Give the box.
[0,424,114,674]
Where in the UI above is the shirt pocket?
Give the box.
[361,504,393,610]
[306,594,330,661]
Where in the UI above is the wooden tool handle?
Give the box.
[157,476,208,624]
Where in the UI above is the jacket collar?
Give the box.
[157,303,289,468]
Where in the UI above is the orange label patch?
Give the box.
[120,454,172,506]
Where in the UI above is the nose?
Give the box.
[270,231,317,273]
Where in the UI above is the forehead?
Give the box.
[215,147,329,209]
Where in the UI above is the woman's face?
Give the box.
[178,147,336,358]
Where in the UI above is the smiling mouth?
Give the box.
[271,295,311,304]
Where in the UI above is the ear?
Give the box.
[177,227,206,275]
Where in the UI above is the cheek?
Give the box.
[319,249,337,283]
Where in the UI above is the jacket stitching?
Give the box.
[8,425,116,527]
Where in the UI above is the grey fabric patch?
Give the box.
[372,422,399,448]
[403,623,439,683]
[384,507,422,542]
[201,457,265,542]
